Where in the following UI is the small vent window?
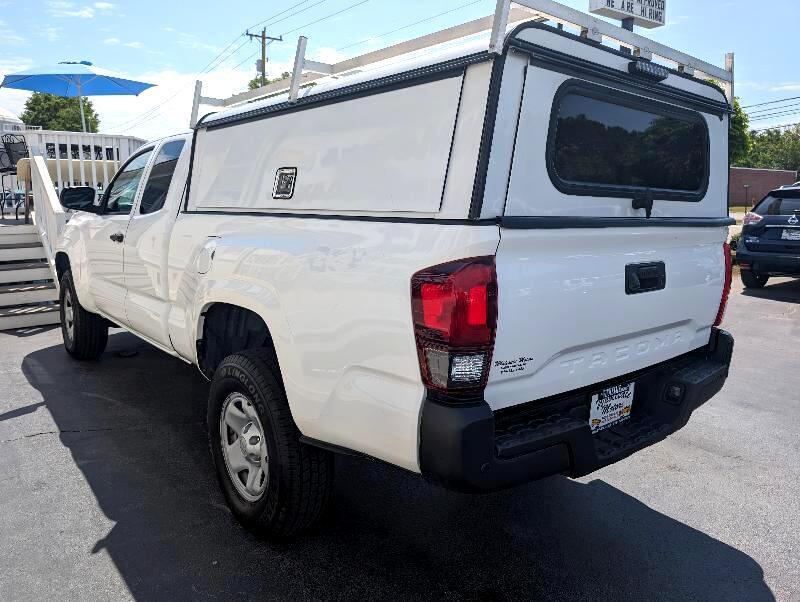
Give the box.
[547,80,709,201]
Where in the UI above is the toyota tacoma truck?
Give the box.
[53,4,735,537]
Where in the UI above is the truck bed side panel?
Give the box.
[167,215,500,472]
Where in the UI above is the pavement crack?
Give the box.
[0,421,205,445]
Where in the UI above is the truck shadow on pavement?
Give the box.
[20,332,774,601]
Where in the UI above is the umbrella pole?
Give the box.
[77,83,87,132]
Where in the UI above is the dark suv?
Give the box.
[737,187,800,288]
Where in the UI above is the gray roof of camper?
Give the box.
[202,36,490,126]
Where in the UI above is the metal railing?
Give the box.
[191,0,734,126]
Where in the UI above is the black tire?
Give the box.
[208,349,334,538]
[59,270,108,360]
[741,270,769,289]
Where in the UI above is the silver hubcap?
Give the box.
[63,288,74,341]
[219,392,269,502]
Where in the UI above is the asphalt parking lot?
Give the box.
[0,275,798,601]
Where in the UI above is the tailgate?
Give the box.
[485,226,727,410]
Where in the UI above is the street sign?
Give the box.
[589,0,666,29]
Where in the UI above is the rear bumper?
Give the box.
[419,328,734,492]
[737,246,800,275]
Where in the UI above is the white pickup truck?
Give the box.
[54,10,734,537]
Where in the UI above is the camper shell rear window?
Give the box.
[546,80,710,202]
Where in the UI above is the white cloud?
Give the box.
[103,37,120,45]
[47,1,95,18]
[310,47,348,65]
[47,0,113,18]
[0,19,26,44]
[124,41,145,49]
[177,36,222,55]
[39,26,62,42]
[0,56,34,74]
[94,65,270,140]
[0,57,35,119]
[770,83,800,92]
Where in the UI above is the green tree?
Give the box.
[729,97,751,165]
[20,92,100,132]
[746,126,800,173]
[247,71,291,90]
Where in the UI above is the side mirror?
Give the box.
[59,186,98,213]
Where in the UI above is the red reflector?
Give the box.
[714,242,732,327]
[420,282,453,333]
[467,284,488,326]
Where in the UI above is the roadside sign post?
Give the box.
[589,0,666,29]
[590,1,665,52]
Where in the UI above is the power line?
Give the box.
[742,95,800,109]
[246,0,334,33]
[106,36,250,130]
[110,2,332,133]
[337,0,483,52]
[232,0,374,76]
[282,0,372,37]
[750,108,800,122]
[246,0,322,31]
[747,101,800,116]
[752,121,800,133]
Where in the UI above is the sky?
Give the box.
[1,0,798,141]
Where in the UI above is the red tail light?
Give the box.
[743,212,763,226]
[714,242,732,327]
[411,257,497,393]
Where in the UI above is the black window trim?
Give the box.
[138,139,186,215]
[545,79,711,204]
[100,145,155,215]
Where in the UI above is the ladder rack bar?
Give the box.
[193,0,733,116]
[510,0,732,83]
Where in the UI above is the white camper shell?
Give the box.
[55,1,735,537]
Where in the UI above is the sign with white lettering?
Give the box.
[589,0,666,29]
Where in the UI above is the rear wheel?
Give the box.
[741,270,769,289]
[207,349,334,538]
[59,270,108,360]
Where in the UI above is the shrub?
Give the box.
[730,231,741,252]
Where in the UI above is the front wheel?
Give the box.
[59,270,108,360]
[207,349,334,538]
[741,270,769,289]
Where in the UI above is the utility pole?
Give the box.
[245,28,283,87]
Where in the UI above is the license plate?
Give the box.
[590,382,635,433]
[781,229,800,241]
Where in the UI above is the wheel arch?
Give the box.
[54,251,71,283]
[196,301,281,381]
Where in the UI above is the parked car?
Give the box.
[53,17,734,537]
[738,188,800,288]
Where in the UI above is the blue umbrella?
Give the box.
[0,61,155,132]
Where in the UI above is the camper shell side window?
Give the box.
[545,79,710,203]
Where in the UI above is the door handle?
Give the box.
[625,262,666,294]
[109,232,124,243]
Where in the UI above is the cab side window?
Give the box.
[104,150,154,215]
[139,140,186,215]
